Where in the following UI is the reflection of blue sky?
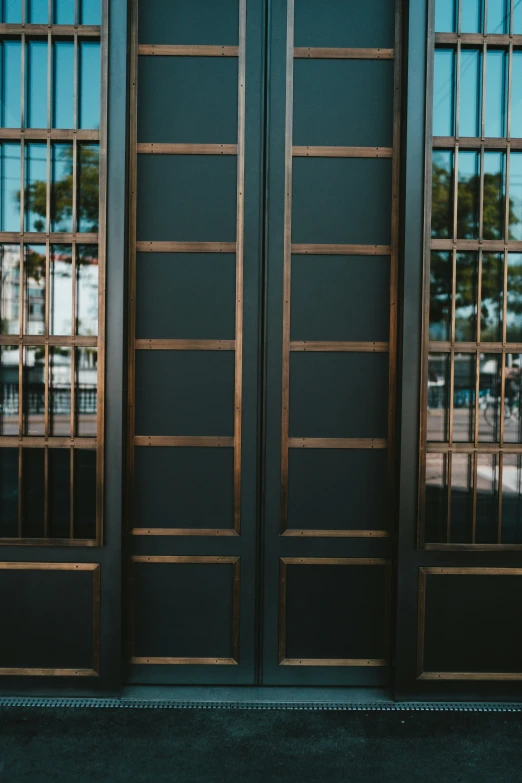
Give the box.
[1,42,21,128]
[0,143,21,232]
[1,0,100,24]
[53,0,75,25]
[29,0,48,24]
[79,43,101,130]
[27,41,48,128]
[436,0,521,33]
[53,42,74,128]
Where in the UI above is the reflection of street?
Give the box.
[427,408,522,442]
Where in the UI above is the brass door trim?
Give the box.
[291,243,391,255]
[279,558,391,667]
[0,563,100,676]
[138,45,239,57]
[417,567,522,680]
[294,47,394,60]
[128,557,240,666]
[293,146,393,158]
[135,241,237,253]
[137,143,238,155]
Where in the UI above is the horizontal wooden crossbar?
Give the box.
[0,24,100,36]
[136,242,236,253]
[427,443,522,454]
[288,438,387,449]
[138,44,238,57]
[135,339,235,351]
[433,136,522,150]
[292,244,392,256]
[0,129,99,141]
[137,143,237,155]
[290,341,389,352]
[428,341,522,353]
[431,239,522,251]
[0,335,97,346]
[294,47,394,59]
[0,438,97,449]
[293,146,392,158]
[435,33,521,45]
[282,529,390,538]
[134,436,234,448]
[0,233,98,244]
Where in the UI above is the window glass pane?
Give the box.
[21,448,44,537]
[485,51,507,138]
[483,151,505,240]
[1,0,21,23]
[509,151,522,240]
[501,454,522,543]
[450,453,474,543]
[507,253,522,342]
[50,244,72,334]
[459,50,482,138]
[455,251,478,341]
[515,0,522,33]
[433,49,455,137]
[48,448,70,538]
[51,143,73,232]
[429,251,452,341]
[453,352,476,442]
[461,0,483,32]
[487,0,510,33]
[476,454,499,543]
[512,52,522,138]
[432,150,454,238]
[0,449,18,537]
[425,453,448,543]
[24,244,46,335]
[77,143,99,232]
[457,150,480,239]
[479,353,502,442]
[427,353,450,441]
[80,0,100,25]
[76,244,98,335]
[24,142,47,233]
[75,347,96,436]
[49,346,71,436]
[435,0,456,31]
[26,40,48,129]
[52,41,74,129]
[79,41,100,130]
[0,345,19,435]
[504,353,522,443]
[481,253,504,342]
[28,0,48,23]
[53,0,74,24]
[0,142,21,232]
[0,244,20,335]
[0,41,21,128]
[74,449,96,538]
[22,345,45,436]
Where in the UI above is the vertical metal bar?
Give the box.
[47,28,51,133]
[48,0,52,26]
[449,351,455,445]
[17,445,22,538]
[20,32,25,130]
[44,342,49,438]
[453,148,459,242]
[280,0,294,533]
[497,451,503,543]
[70,344,75,437]
[70,243,76,440]
[484,0,489,34]
[72,32,78,235]
[43,444,48,537]
[481,40,487,142]
[479,147,485,243]
[127,0,138,533]
[69,445,74,538]
[233,0,246,534]
[457,0,462,34]
[507,43,513,141]
[95,0,108,543]
[446,451,453,543]
[74,0,79,27]
[510,0,515,35]
[472,450,478,543]
[474,349,481,447]
[45,238,50,337]
[455,40,461,140]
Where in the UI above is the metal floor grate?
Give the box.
[0,698,522,712]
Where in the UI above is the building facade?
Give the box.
[0,0,521,701]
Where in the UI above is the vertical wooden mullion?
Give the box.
[387,0,402,528]
[127,0,138,533]
[233,0,246,534]
[280,0,294,533]
[95,0,108,544]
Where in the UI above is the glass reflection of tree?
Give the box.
[431,162,521,340]
[20,145,99,233]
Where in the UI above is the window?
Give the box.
[0,0,105,544]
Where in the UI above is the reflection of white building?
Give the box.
[0,245,20,335]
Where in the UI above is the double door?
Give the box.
[126,0,400,686]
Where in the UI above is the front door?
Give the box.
[126,0,401,687]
